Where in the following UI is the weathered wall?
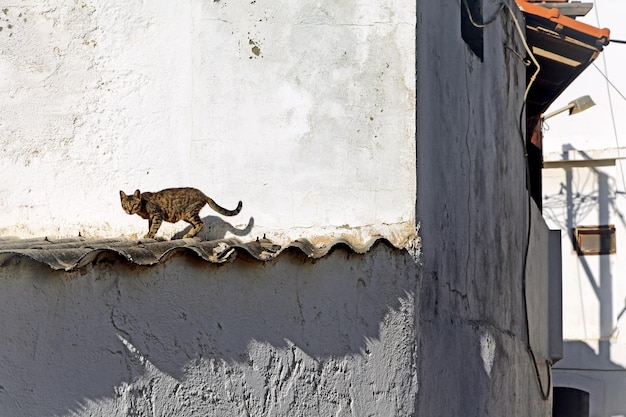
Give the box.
[0,0,416,245]
[415,1,552,415]
[0,244,418,416]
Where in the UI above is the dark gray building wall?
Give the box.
[415,1,553,415]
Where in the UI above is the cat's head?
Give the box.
[119,189,142,214]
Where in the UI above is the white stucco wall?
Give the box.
[543,152,626,348]
[543,148,626,416]
[0,0,416,245]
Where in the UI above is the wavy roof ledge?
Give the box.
[0,235,403,271]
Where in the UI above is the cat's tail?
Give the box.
[207,198,242,216]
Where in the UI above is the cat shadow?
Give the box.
[171,216,254,241]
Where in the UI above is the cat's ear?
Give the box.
[133,190,141,198]
[120,190,127,200]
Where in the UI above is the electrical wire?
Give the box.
[461,0,505,27]
[459,0,551,401]
[521,161,552,402]
[503,4,540,104]
[461,0,540,102]
[591,1,626,198]
[592,63,626,103]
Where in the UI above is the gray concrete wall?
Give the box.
[0,245,418,416]
[415,1,552,415]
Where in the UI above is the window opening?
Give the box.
[553,387,589,417]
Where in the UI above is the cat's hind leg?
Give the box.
[183,215,204,239]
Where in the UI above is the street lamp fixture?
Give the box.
[542,95,596,120]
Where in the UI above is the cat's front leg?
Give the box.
[145,216,162,238]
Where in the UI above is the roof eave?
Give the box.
[516,0,610,120]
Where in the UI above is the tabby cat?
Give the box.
[120,187,242,239]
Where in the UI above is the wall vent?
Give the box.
[574,225,616,256]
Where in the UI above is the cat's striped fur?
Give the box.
[120,187,242,239]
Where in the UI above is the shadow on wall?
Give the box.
[558,341,625,371]
[545,145,626,416]
[0,244,418,416]
[171,215,255,240]
[543,145,624,361]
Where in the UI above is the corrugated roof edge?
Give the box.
[0,236,405,272]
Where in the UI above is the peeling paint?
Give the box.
[480,330,496,378]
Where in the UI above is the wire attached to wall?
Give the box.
[461,0,540,143]
[461,0,505,27]
[504,3,552,401]
[460,0,551,401]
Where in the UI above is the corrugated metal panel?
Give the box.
[0,236,392,271]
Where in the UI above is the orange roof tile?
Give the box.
[516,0,610,41]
